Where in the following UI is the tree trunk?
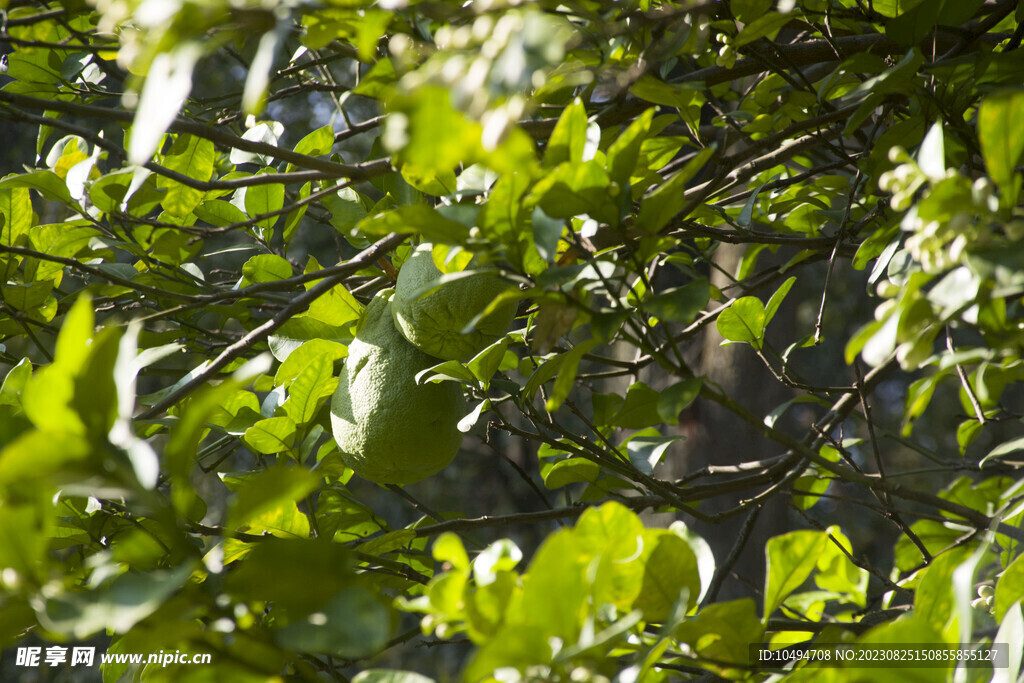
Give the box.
[682,242,793,602]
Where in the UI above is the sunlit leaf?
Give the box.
[764,530,828,618]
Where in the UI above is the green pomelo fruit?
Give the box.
[391,243,518,361]
[330,289,465,485]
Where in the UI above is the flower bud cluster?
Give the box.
[880,147,1001,274]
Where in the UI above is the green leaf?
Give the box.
[628,76,693,109]
[71,325,122,441]
[735,12,792,47]
[814,528,868,606]
[432,532,470,571]
[738,175,779,228]
[938,0,987,25]
[226,537,353,613]
[283,182,311,244]
[458,399,490,433]
[351,57,396,96]
[792,474,831,510]
[0,499,52,582]
[58,294,96,363]
[302,264,363,329]
[195,198,249,227]
[357,529,417,557]
[20,296,99,434]
[544,98,588,168]
[613,382,662,429]
[624,430,679,476]
[292,124,334,158]
[675,598,764,668]
[241,253,292,284]
[547,338,599,411]
[0,358,32,408]
[716,296,767,348]
[128,43,201,164]
[893,519,962,572]
[244,173,286,236]
[916,121,945,180]
[981,435,1024,466]
[764,276,796,327]
[636,146,715,233]
[41,563,194,639]
[28,222,100,282]
[357,203,469,243]
[995,553,1024,621]
[569,502,648,611]
[531,206,563,263]
[416,360,477,386]
[914,547,971,632]
[732,0,773,23]
[159,134,214,217]
[643,279,709,324]
[89,171,134,214]
[670,520,716,605]
[283,355,336,424]
[542,458,599,489]
[0,281,54,315]
[764,530,829,618]
[243,416,298,454]
[401,165,457,196]
[0,429,91,492]
[269,317,354,362]
[275,339,347,386]
[464,626,550,683]
[523,353,566,402]
[978,89,1024,194]
[657,377,702,424]
[0,187,32,246]
[0,170,73,204]
[387,86,480,176]
[472,539,522,585]
[513,529,587,640]
[226,465,319,530]
[993,602,1023,683]
[885,0,941,47]
[466,338,509,387]
[763,394,826,429]
[164,373,274,521]
[607,108,655,187]
[534,161,614,222]
[634,530,699,622]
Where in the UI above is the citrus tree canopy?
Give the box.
[1,0,1024,680]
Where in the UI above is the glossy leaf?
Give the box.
[716,297,767,348]
[764,530,829,619]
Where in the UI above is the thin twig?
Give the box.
[137,233,406,418]
[702,505,761,607]
[386,484,443,523]
[947,325,986,425]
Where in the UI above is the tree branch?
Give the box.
[136,232,407,418]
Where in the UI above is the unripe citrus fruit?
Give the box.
[330,289,464,484]
[391,243,518,361]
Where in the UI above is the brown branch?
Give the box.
[412,495,665,538]
[4,8,65,26]
[0,90,391,179]
[701,505,761,607]
[0,244,200,303]
[677,31,996,88]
